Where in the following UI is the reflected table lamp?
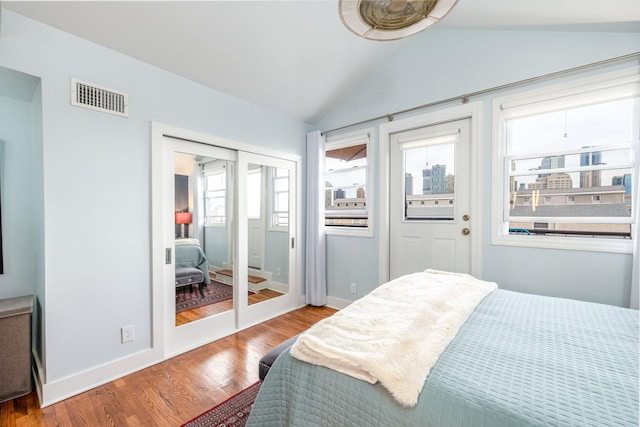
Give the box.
[175,212,192,239]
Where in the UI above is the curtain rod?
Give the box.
[321,52,640,136]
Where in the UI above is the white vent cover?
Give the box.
[70,78,128,117]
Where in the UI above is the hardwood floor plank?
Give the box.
[5,305,336,426]
[0,400,14,427]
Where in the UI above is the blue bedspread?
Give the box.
[175,244,210,285]
[246,289,638,426]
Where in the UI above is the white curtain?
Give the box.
[305,130,327,306]
[190,163,205,245]
[631,170,639,309]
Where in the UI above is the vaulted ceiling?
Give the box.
[5,1,640,123]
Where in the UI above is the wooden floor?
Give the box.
[0,305,336,427]
[175,289,283,326]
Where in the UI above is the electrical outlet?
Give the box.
[121,325,135,343]
[350,283,357,294]
[276,268,281,277]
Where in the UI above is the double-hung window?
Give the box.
[324,130,372,235]
[493,67,639,252]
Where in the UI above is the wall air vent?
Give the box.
[70,78,128,117]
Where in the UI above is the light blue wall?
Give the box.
[0,9,310,384]
[204,226,230,270]
[264,229,289,285]
[327,234,379,300]
[315,29,640,307]
[0,90,39,299]
[0,66,45,369]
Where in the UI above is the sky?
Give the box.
[325,97,637,200]
[507,98,636,188]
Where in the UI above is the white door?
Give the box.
[247,219,264,269]
[247,165,264,270]
[389,118,472,279]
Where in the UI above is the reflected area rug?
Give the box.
[176,281,233,313]
[182,381,261,427]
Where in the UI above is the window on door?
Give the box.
[493,67,638,252]
[400,133,457,221]
[324,131,372,234]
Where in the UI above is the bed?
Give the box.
[246,270,638,427]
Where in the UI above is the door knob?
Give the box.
[462,228,470,236]
[462,214,470,221]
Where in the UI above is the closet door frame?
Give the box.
[151,123,303,359]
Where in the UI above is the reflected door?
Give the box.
[247,165,264,270]
[389,118,472,279]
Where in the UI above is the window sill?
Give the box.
[491,232,633,254]
[325,226,373,238]
[204,223,226,228]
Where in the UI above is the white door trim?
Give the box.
[151,122,303,359]
[379,102,484,285]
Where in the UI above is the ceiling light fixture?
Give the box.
[339,0,458,41]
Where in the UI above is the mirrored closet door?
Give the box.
[157,133,300,357]
[163,138,238,354]
[236,151,297,328]
[173,150,236,326]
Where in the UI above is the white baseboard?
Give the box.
[38,348,163,407]
[326,295,351,310]
[262,280,287,294]
[293,295,350,310]
[34,291,336,407]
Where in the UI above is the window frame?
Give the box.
[324,128,374,237]
[203,162,228,228]
[269,166,290,231]
[246,166,262,220]
[492,66,639,253]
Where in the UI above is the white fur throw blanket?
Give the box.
[290,269,497,407]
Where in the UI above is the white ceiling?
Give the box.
[4,1,640,123]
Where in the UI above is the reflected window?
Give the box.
[204,166,226,225]
[272,167,289,227]
[247,167,262,219]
